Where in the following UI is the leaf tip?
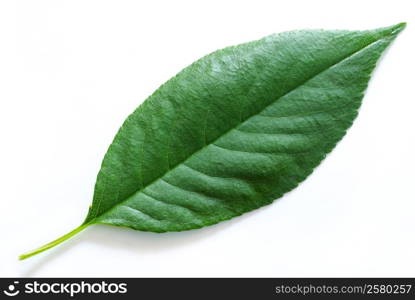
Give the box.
[390,22,407,35]
[375,22,406,41]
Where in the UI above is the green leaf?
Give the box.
[20,23,405,260]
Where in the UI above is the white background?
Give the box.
[0,0,414,277]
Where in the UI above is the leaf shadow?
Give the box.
[19,218,237,276]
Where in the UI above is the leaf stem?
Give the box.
[19,224,89,260]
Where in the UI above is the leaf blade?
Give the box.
[85,24,405,232]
